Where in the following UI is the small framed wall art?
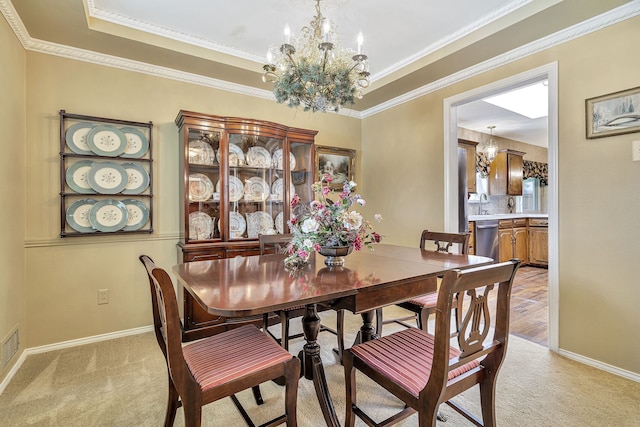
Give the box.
[586,86,640,139]
[315,145,356,190]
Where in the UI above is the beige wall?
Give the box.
[23,53,361,348]
[0,15,26,382]
[363,16,640,374]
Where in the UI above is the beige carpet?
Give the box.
[1,308,639,427]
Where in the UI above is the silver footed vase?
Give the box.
[318,245,353,267]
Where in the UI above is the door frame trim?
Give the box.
[443,62,559,351]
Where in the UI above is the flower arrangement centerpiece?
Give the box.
[285,174,382,267]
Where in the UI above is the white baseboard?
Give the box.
[0,325,153,394]
[558,349,640,383]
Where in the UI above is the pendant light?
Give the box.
[485,125,499,162]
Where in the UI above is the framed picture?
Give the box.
[315,145,355,189]
[586,86,640,139]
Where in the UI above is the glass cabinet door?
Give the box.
[225,134,285,239]
[289,140,313,223]
[186,129,221,242]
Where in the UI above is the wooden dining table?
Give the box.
[173,244,493,427]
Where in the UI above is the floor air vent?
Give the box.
[1,328,19,368]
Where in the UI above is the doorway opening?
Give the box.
[443,62,559,351]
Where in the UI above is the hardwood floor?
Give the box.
[508,266,548,346]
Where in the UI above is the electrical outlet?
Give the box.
[633,140,640,162]
[98,289,109,305]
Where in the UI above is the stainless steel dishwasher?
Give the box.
[475,219,499,260]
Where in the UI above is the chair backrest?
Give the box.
[139,255,189,385]
[259,233,292,255]
[419,229,470,255]
[424,259,520,398]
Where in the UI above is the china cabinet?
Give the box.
[59,110,153,237]
[175,110,317,340]
[488,149,525,195]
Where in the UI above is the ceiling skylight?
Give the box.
[483,81,548,119]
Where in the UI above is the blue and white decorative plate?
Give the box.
[65,160,96,194]
[121,162,150,195]
[65,122,95,155]
[66,198,98,233]
[89,199,129,232]
[121,199,150,231]
[120,127,149,158]
[86,125,127,157]
[88,161,128,194]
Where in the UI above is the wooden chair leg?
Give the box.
[183,401,202,427]
[164,374,180,427]
[284,357,301,426]
[375,308,383,337]
[479,373,498,427]
[343,351,357,427]
[281,312,290,351]
[418,306,432,333]
[251,385,264,405]
[336,309,345,364]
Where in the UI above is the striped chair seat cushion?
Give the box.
[407,292,457,308]
[349,327,480,397]
[183,325,292,392]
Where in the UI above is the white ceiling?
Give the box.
[457,98,549,147]
[88,0,550,145]
[90,0,522,82]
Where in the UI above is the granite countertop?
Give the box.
[468,213,548,221]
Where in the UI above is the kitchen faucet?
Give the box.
[478,193,489,215]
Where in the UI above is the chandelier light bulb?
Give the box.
[323,19,331,42]
[284,24,291,44]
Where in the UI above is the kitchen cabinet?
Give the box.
[488,149,525,195]
[175,110,317,340]
[468,221,475,255]
[458,139,478,194]
[498,218,527,263]
[528,218,548,267]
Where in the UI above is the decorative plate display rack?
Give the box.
[59,110,153,237]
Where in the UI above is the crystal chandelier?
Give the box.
[262,0,370,112]
[484,125,499,162]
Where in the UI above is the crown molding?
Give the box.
[371,0,534,82]
[1,0,360,118]
[3,0,638,120]
[85,0,265,64]
[361,0,640,118]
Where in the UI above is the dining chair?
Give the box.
[344,259,521,427]
[139,255,300,427]
[375,229,470,337]
[259,233,346,363]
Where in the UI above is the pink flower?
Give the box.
[353,235,363,251]
[323,173,333,183]
[322,186,331,196]
[291,194,300,208]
